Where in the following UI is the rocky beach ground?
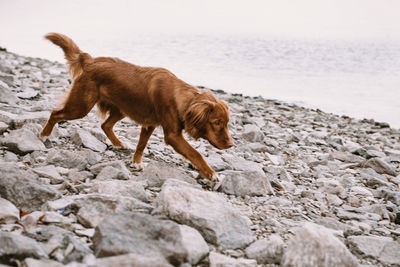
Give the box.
[0,48,400,267]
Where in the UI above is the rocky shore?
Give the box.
[0,47,400,267]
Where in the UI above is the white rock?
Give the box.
[0,197,20,223]
[179,224,209,265]
[209,252,257,267]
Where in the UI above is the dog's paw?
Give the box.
[39,133,48,142]
[210,173,220,182]
[131,162,144,171]
[113,143,128,150]
[213,174,225,191]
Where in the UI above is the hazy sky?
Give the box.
[1,0,400,40]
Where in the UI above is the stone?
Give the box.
[222,154,265,176]
[362,158,397,176]
[32,165,64,184]
[12,111,50,129]
[94,253,173,267]
[0,197,19,224]
[245,235,284,264]
[47,148,101,170]
[89,160,130,178]
[348,235,400,265]
[218,170,273,196]
[48,194,152,228]
[281,223,358,267]
[242,124,264,142]
[0,121,8,134]
[209,252,257,267]
[138,162,194,187]
[0,162,60,211]
[72,128,107,152]
[330,151,364,163]
[380,189,400,205]
[206,152,231,171]
[16,88,39,99]
[0,232,48,265]
[95,166,129,180]
[155,179,254,249]
[178,224,209,265]
[92,212,189,265]
[87,180,149,202]
[0,73,15,87]
[1,128,45,155]
[24,258,64,267]
[0,80,18,105]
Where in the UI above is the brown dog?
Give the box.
[40,33,233,181]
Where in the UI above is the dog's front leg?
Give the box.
[164,132,217,181]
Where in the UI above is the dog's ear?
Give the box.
[184,101,215,139]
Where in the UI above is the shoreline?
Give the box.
[1,48,400,266]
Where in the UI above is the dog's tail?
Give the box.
[45,33,92,79]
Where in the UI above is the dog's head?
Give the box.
[184,92,234,149]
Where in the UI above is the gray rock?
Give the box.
[16,88,39,99]
[138,162,194,187]
[94,253,173,267]
[0,80,18,105]
[88,180,149,202]
[330,151,364,163]
[52,194,153,228]
[47,148,101,170]
[362,158,397,176]
[155,179,254,249]
[24,258,64,267]
[0,73,15,87]
[32,165,64,184]
[281,222,358,267]
[95,166,129,180]
[0,232,48,264]
[178,224,209,265]
[218,170,273,196]
[0,162,60,211]
[222,154,265,176]
[206,152,231,171]
[209,252,257,267]
[92,212,188,265]
[348,235,400,265]
[72,128,107,152]
[24,225,92,264]
[3,151,18,162]
[89,160,130,178]
[1,128,45,155]
[245,235,284,264]
[0,121,8,134]
[242,124,264,142]
[0,197,19,224]
[381,189,400,205]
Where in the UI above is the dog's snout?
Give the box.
[226,140,234,148]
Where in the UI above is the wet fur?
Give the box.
[40,33,233,180]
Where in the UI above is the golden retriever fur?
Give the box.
[40,33,233,181]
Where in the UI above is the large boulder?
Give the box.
[281,223,358,267]
[155,179,254,249]
[1,128,45,155]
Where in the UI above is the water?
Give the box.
[1,1,400,128]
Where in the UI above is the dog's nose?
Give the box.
[226,141,234,148]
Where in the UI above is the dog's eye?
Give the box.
[214,121,221,126]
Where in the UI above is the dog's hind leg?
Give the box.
[132,125,155,170]
[101,106,126,148]
[40,79,98,139]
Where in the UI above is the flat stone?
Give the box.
[0,162,60,211]
[0,197,20,224]
[155,179,254,249]
[0,232,48,265]
[16,88,39,99]
[348,235,400,265]
[222,154,265,176]
[47,148,101,171]
[32,165,64,184]
[138,162,195,187]
[0,80,18,105]
[245,235,284,264]
[281,223,358,267]
[242,124,264,142]
[330,151,365,163]
[218,170,273,196]
[89,160,130,178]
[24,258,64,267]
[1,128,45,155]
[94,253,173,267]
[209,252,257,267]
[178,224,209,265]
[87,180,149,202]
[92,212,189,265]
[0,121,8,134]
[362,158,397,177]
[72,128,107,152]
